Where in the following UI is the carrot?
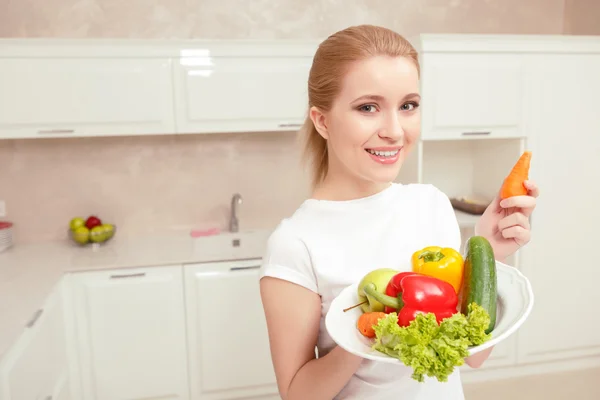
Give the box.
[500,151,532,200]
[357,312,387,338]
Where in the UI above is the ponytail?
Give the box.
[299,114,328,189]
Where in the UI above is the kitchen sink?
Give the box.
[191,229,272,261]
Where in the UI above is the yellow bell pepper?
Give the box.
[411,246,464,293]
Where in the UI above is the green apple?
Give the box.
[69,217,85,231]
[102,223,115,240]
[357,268,400,313]
[72,226,90,244]
[89,226,107,243]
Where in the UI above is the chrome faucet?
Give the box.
[229,193,243,233]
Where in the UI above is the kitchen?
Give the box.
[1,1,600,399]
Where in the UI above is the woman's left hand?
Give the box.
[475,180,539,262]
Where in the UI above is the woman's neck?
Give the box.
[311,172,392,201]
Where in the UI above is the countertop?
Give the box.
[0,229,272,359]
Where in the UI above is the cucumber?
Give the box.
[460,236,497,334]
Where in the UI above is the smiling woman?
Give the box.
[258,24,538,400]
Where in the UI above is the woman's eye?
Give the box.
[401,102,419,111]
[359,104,377,113]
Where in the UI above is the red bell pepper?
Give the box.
[363,272,458,327]
[384,272,418,314]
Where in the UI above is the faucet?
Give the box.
[229,193,243,233]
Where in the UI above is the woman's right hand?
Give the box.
[260,276,363,400]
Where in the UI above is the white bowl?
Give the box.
[325,261,534,362]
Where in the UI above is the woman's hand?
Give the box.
[475,180,539,262]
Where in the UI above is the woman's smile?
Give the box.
[365,146,403,165]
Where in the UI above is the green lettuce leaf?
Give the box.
[371,303,493,383]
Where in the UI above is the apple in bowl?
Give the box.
[68,216,116,246]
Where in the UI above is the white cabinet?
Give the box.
[68,266,189,400]
[0,282,69,400]
[173,54,312,134]
[0,40,317,138]
[515,52,600,365]
[419,52,525,141]
[184,259,279,400]
[0,57,176,139]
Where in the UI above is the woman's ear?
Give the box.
[309,106,329,140]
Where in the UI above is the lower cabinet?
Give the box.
[184,260,279,400]
[18,251,600,399]
[67,265,190,400]
[0,281,70,400]
[62,261,278,400]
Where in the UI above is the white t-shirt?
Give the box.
[259,183,466,400]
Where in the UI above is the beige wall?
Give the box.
[0,0,597,243]
[564,0,600,35]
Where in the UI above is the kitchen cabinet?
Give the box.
[184,260,279,400]
[67,265,189,400]
[173,54,313,134]
[515,52,600,365]
[0,282,70,400]
[0,57,176,139]
[418,52,525,141]
[0,40,317,139]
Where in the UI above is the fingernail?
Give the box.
[500,200,508,207]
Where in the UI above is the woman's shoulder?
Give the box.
[260,217,318,292]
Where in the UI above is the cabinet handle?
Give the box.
[110,272,147,279]
[230,265,261,271]
[461,131,491,136]
[37,129,75,134]
[26,309,43,328]
[278,122,303,128]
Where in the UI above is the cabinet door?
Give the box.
[173,55,312,134]
[184,260,279,399]
[420,53,524,141]
[0,283,69,400]
[516,53,600,364]
[0,58,176,139]
[69,266,189,400]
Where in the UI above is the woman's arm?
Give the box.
[260,276,363,400]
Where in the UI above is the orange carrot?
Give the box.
[500,151,532,200]
[357,312,387,338]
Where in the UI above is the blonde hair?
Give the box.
[300,25,420,188]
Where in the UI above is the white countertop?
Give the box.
[0,229,272,358]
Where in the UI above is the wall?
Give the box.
[564,0,600,35]
[0,0,594,243]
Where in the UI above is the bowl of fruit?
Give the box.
[68,215,116,246]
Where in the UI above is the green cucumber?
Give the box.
[460,236,498,334]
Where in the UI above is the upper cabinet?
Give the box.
[414,35,527,141]
[0,46,177,139]
[0,39,316,140]
[173,44,314,134]
[1,35,599,140]
[419,53,524,141]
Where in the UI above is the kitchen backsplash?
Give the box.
[0,0,598,243]
[0,133,310,243]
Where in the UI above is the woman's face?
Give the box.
[312,55,421,188]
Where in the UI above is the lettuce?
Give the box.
[372,303,492,383]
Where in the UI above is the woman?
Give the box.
[259,24,538,400]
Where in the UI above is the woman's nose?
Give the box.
[378,113,404,141]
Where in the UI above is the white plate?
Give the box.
[325,262,534,362]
